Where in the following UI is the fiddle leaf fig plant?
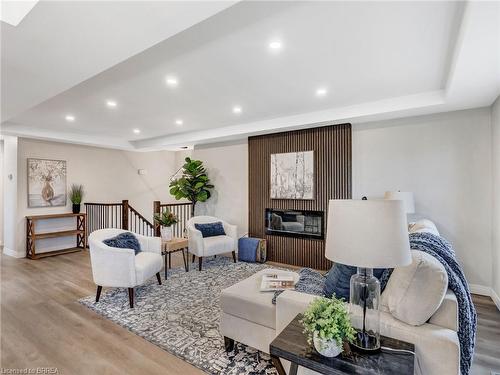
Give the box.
[169,157,214,215]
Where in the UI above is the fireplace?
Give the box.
[265,209,324,239]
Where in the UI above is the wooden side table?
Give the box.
[161,237,189,279]
[270,314,415,375]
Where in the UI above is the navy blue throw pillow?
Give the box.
[194,222,226,238]
[323,264,386,301]
[103,232,141,255]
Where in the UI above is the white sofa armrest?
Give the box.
[188,227,204,257]
[428,290,458,331]
[89,242,137,288]
[224,223,238,250]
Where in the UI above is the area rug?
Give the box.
[79,257,279,374]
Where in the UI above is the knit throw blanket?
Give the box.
[383,232,477,375]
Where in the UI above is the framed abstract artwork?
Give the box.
[27,158,67,207]
[270,151,314,199]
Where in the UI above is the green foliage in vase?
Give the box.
[154,210,178,227]
[301,296,356,346]
[169,157,214,213]
[69,184,84,204]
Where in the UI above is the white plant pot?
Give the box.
[160,226,173,241]
[313,331,343,357]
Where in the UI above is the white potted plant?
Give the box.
[301,296,356,357]
[154,209,178,241]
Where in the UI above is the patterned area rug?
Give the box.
[79,257,279,374]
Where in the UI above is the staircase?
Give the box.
[85,200,192,239]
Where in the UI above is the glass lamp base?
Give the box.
[349,267,381,353]
[351,330,381,353]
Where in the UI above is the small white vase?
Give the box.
[313,331,343,357]
[160,226,173,241]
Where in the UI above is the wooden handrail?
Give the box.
[158,202,192,207]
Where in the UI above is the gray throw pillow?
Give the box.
[103,232,141,255]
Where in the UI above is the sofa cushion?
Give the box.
[221,269,299,329]
[194,222,226,238]
[203,235,234,256]
[408,219,440,236]
[381,250,448,326]
[103,232,141,255]
[135,252,163,285]
[324,264,386,301]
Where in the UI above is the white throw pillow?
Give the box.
[381,250,448,326]
[408,219,440,236]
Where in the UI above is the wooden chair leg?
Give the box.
[192,254,196,263]
[128,288,134,308]
[232,250,237,263]
[156,272,162,285]
[198,256,203,271]
[95,285,102,302]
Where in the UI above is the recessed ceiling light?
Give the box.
[65,115,75,122]
[175,119,183,126]
[233,106,242,114]
[106,100,117,108]
[133,129,141,134]
[316,88,328,97]
[269,40,282,50]
[166,76,178,87]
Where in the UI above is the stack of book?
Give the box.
[260,273,295,292]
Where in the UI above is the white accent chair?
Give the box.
[186,216,238,271]
[88,228,163,308]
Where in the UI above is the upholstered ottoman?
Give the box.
[220,268,299,353]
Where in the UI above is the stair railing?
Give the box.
[153,201,193,238]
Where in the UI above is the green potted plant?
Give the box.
[301,296,356,357]
[69,184,84,214]
[154,209,178,241]
[169,157,214,216]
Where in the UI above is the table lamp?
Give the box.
[325,199,411,352]
[384,191,415,215]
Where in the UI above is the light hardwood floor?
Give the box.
[1,250,499,374]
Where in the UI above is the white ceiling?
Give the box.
[1,1,499,151]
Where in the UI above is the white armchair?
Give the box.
[88,228,163,308]
[186,216,238,271]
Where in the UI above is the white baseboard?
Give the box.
[491,289,500,311]
[2,247,25,258]
[469,284,491,296]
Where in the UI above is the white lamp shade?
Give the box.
[325,199,411,268]
[384,191,415,214]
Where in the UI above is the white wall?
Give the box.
[3,136,19,256]
[11,138,178,256]
[0,139,3,246]
[353,108,492,288]
[191,141,248,237]
[491,96,500,306]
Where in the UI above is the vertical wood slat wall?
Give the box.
[248,123,352,270]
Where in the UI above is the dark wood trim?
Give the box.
[95,285,102,302]
[248,123,352,269]
[122,200,129,230]
[128,288,134,308]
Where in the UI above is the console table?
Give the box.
[270,314,415,375]
[26,213,87,259]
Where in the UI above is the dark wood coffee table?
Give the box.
[270,314,415,375]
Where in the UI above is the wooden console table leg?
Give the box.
[271,355,287,375]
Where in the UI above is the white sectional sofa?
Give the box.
[220,268,460,375]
